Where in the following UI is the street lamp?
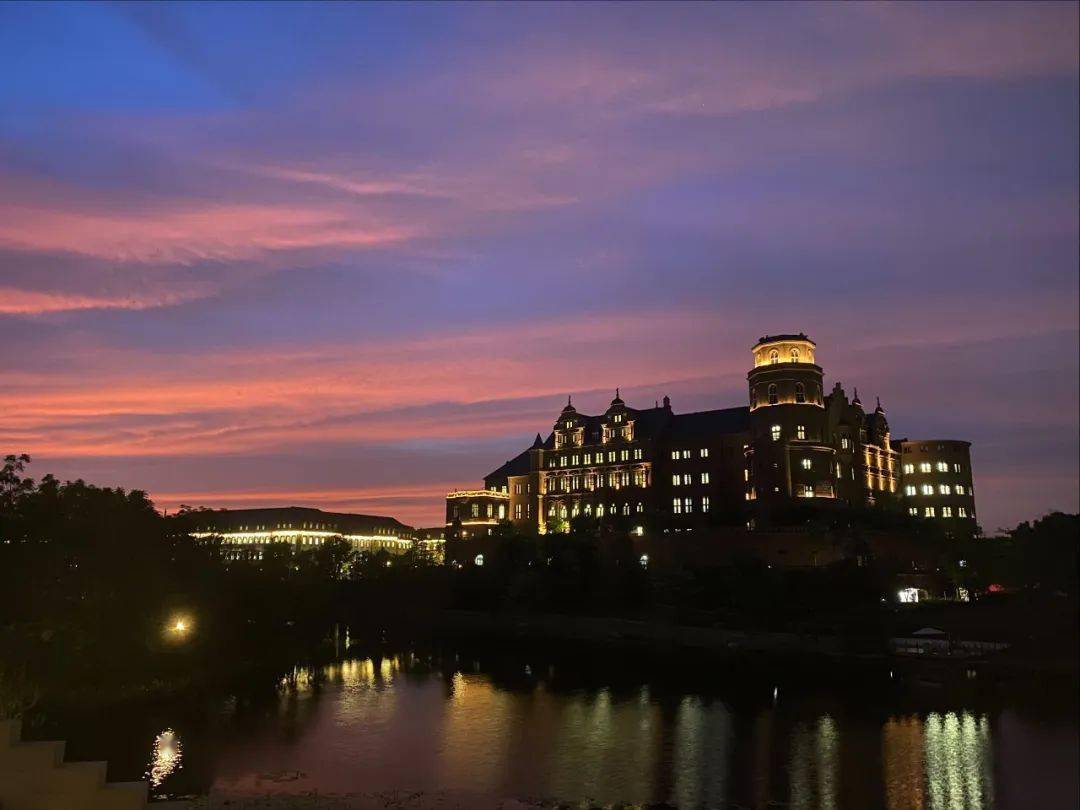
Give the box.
[166,614,193,640]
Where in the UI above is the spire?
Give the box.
[876,396,884,413]
[662,394,671,410]
[561,395,576,413]
[852,388,862,407]
[532,433,544,449]
[610,387,624,406]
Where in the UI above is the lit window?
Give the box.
[800,484,814,497]
[701,496,710,513]
[796,425,806,440]
[672,498,682,514]
[939,484,951,495]
[701,472,711,484]
[924,507,936,518]
[958,507,968,517]
[768,384,778,405]
[903,463,914,474]
[682,449,691,459]
[672,474,680,486]
[919,462,932,473]
[560,456,567,467]
[941,506,953,517]
[769,349,779,364]
[936,461,949,472]
[743,468,749,481]
[771,425,781,442]
[497,505,505,519]
[636,502,643,513]
[790,348,800,363]
[682,474,692,485]
[614,414,623,424]
[841,437,850,450]
[571,454,579,466]
[795,382,805,403]
[515,504,522,520]
[905,485,916,496]
[684,497,693,513]
[671,450,679,460]
[474,554,484,566]
[700,448,709,458]
[921,484,933,496]
[471,503,479,517]
[620,449,629,461]
[608,451,616,462]
[801,458,812,471]
[634,449,643,459]
[955,485,966,495]
[908,507,918,516]
[584,453,592,464]
[953,463,962,473]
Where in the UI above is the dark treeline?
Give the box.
[2,454,1077,712]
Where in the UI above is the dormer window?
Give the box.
[614,414,623,424]
[565,420,573,429]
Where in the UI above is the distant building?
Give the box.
[187,506,416,560]
[447,333,976,539]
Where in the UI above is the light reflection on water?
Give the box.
[126,655,1062,807]
[145,728,182,788]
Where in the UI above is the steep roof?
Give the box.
[667,406,750,439]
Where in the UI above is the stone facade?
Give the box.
[448,333,977,538]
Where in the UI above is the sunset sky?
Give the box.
[1,2,1077,531]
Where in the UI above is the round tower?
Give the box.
[746,334,835,506]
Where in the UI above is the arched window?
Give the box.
[768,384,778,405]
[474,554,484,567]
[790,348,800,363]
[750,387,757,407]
[795,382,805,403]
[769,349,779,364]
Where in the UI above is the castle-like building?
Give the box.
[447,334,976,539]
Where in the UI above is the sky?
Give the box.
[0,1,1077,532]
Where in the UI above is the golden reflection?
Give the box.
[145,728,182,788]
[883,716,925,810]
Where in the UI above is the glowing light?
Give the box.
[145,729,182,788]
[897,588,920,604]
[166,614,193,639]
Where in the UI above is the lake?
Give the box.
[25,644,1079,808]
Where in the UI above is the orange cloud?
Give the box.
[0,202,413,263]
[0,285,214,315]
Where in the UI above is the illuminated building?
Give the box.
[445,490,511,539]
[895,440,977,526]
[449,333,976,536]
[187,506,417,559]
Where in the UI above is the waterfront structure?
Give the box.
[187,506,417,559]
[447,334,976,538]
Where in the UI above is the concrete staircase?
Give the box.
[0,717,148,810]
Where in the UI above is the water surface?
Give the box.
[28,647,1079,808]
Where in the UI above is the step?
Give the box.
[0,738,66,770]
[93,780,148,810]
